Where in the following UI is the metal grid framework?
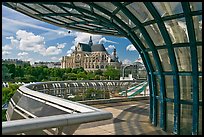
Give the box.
[3,2,202,135]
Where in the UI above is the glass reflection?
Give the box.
[174,47,192,71]
[153,2,183,17]
[145,23,165,46]
[164,18,189,44]
[192,15,202,42]
[158,49,172,71]
[126,2,154,23]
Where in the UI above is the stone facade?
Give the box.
[61,36,122,71]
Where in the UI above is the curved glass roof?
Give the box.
[3,2,202,135]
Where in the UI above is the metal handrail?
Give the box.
[2,81,113,135]
[2,111,112,135]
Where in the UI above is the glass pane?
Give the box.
[197,46,202,72]
[166,103,174,133]
[18,3,39,14]
[43,17,64,24]
[43,4,67,13]
[158,49,172,71]
[153,2,183,17]
[63,7,81,14]
[116,11,136,28]
[12,91,22,104]
[134,29,149,48]
[189,2,202,11]
[180,104,192,135]
[148,51,157,71]
[164,18,189,44]
[69,16,83,22]
[174,47,192,71]
[28,4,51,14]
[54,16,72,23]
[165,76,174,98]
[145,23,165,46]
[17,96,67,117]
[73,2,91,11]
[94,2,117,12]
[126,2,154,23]
[192,15,202,42]
[76,24,96,29]
[199,106,202,135]
[179,76,192,100]
[198,76,202,101]
[94,8,111,20]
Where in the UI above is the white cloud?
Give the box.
[44,46,62,56]
[106,45,115,51]
[2,51,11,56]
[18,52,28,56]
[57,30,72,36]
[98,37,118,44]
[72,32,102,46]
[126,44,136,51]
[6,36,19,47]
[67,45,75,56]
[57,43,66,49]
[2,45,12,50]
[51,57,58,60]
[7,30,66,56]
[15,30,46,53]
[122,59,132,65]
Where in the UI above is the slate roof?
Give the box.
[78,43,107,52]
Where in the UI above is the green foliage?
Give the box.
[2,65,12,81]
[2,63,121,83]
[2,83,20,121]
[2,110,7,121]
[77,72,87,80]
[103,66,120,80]
[94,69,103,76]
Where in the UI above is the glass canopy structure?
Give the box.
[3,2,202,135]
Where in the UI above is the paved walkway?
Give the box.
[73,100,171,135]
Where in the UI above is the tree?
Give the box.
[94,69,103,76]
[6,64,16,79]
[103,66,120,80]
[77,72,87,80]
[65,68,72,73]
[66,73,77,80]
[2,65,12,81]
[15,66,24,77]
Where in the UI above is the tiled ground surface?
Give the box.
[73,100,172,135]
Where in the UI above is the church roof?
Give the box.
[79,43,91,52]
[91,44,107,52]
[78,42,107,53]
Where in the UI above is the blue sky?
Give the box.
[2,5,140,65]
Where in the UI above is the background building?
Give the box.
[2,59,30,66]
[32,61,61,68]
[61,36,122,71]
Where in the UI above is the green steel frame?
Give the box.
[3,2,202,135]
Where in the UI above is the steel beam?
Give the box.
[181,2,199,135]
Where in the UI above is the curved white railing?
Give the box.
[2,82,113,135]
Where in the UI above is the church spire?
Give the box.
[89,36,93,46]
